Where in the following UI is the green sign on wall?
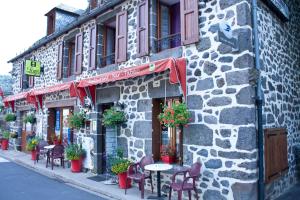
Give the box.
[25,60,41,76]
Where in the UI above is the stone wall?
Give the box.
[257,0,300,199]
[9,0,260,199]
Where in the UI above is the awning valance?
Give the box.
[3,92,30,111]
[77,58,187,104]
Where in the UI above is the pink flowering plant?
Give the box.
[158,102,191,128]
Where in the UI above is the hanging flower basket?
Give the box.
[4,113,16,122]
[24,113,36,124]
[158,102,191,128]
[67,112,86,130]
[102,107,126,128]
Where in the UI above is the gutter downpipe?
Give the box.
[251,0,264,199]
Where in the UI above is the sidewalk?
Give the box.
[0,149,153,200]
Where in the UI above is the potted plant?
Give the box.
[23,113,36,124]
[158,102,191,128]
[65,144,85,173]
[110,149,132,189]
[102,107,126,128]
[160,145,176,164]
[1,131,10,150]
[4,113,16,122]
[26,138,39,160]
[10,131,18,139]
[67,112,86,130]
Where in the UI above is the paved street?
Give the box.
[0,157,108,200]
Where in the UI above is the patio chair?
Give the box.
[125,155,154,199]
[168,162,201,200]
[46,144,65,170]
[34,140,49,164]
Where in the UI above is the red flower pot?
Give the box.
[1,139,9,150]
[71,159,82,173]
[31,150,37,160]
[118,172,131,189]
[161,155,176,164]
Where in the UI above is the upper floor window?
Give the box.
[90,0,98,10]
[157,0,181,52]
[20,61,34,89]
[47,13,55,36]
[100,18,116,67]
[63,39,75,78]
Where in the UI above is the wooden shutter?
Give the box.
[180,0,199,45]
[57,42,63,80]
[75,32,83,75]
[88,26,97,70]
[20,62,24,88]
[137,0,149,57]
[265,128,288,183]
[29,76,34,88]
[115,11,127,63]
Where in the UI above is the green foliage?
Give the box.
[102,107,126,128]
[10,132,18,139]
[23,113,36,124]
[65,144,85,160]
[4,113,16,122]
[158,102,191,128]
[67,112,86,129]
[110,148,131,175]
[2,131,10,139]
[26,138,39,151]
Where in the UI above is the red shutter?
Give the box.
[57,42,63,80]
[88,26,97,70]
[20,62,24,88]
[137,0,149,57]
[115,11,127,63]
[180,0,199,45]
[75,32,83,75]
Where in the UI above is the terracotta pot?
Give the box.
[161,155,176,164]
[1,139,9,150]
[31,150,37,160]
[71,159,82,173]
[118,172,131,189]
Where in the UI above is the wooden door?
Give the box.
[47,108,56,143]
[152,99,163,162]
[21,130,27,152]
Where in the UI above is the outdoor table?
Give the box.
[44,145,55,150]
[145,163,173,199]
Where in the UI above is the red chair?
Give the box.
[169,162,201,200]
[46,145,65,170]
[125,156,154,199]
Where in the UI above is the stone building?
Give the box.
[4,0,300,199]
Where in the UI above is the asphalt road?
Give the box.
[0,157,109,200]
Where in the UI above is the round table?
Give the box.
[145,163,173,199]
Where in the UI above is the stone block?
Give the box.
[236,127,257,151]
[216,138,231,149]
[236,86,255,105]
[148,80,181,98]
[219,107,255,125]
[137,99,152,112]
[133,121,152,138]
[96,87,120,104]
[197,37,211,52]
[203,61,217,75]
[237,2,251,26]
[204,159,222,169]
[196,78,214,91]
[207,97,232,107]
[203,189,226,200]
[187,95,203,110]
[118,137,128,157]
[234,53,254,69]
[183,124,213,146]
[226,70,249,86]
[218,151,257,160]
[218,170,257,180]
[232,182,257,200]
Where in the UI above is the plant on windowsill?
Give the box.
[102,107,126,128]
[160,145,176,164]
[1,131,10,150]
[26,137,39,160]
[4,113,16,122]
[110,149,132,189]
[65,143,86,173]
[67,112,86,130]
[158,102,191,128]
[23,113,36,124]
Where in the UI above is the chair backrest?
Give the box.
[38,140,48,149]
[140,155,154,170]
[188,162,201,177]
[52,145,64,158]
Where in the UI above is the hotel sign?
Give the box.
[266,0,290,21]
[25,60,41,76]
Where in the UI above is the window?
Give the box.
[20,61,34,89]
[152,98,183,165]
[100,18,116,67]
[90,0,98,10]
[47,13,55,35]
[63,39,75,78]
[157,0,181,52]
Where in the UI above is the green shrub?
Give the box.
[24,113,36,124]
[65,144,85,160]
[67,113,86,129]
[110,148,131,175]
[2,131,10,139]
[102,108,126,127]
[26,138,39,151]
[4,113,16,122]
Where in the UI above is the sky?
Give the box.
[0,0,88,75]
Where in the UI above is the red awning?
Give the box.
[28,82,78,109]
[3,91,30,111]
[77,58,187,103]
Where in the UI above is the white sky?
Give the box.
[0,0,88,75]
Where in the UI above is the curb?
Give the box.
[0,152,122,200]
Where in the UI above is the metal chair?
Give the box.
[168,162,201,200]
[46,145,65,170]
[125,155,154,199]
[34,140,49,164]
